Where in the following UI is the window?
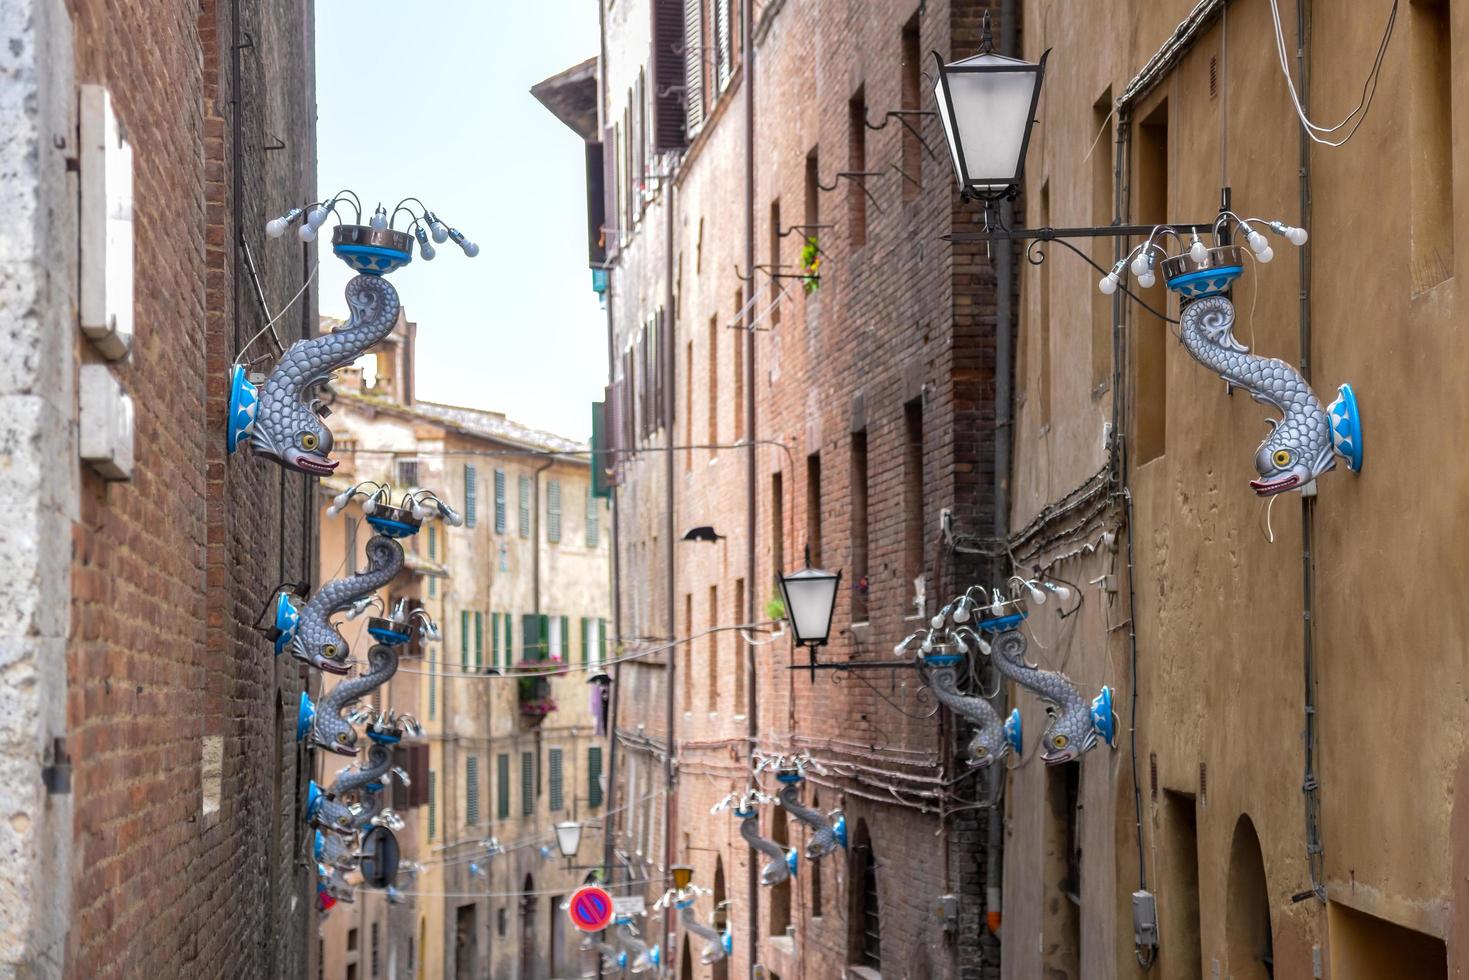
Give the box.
[348,927,359,951]
[428,575,436,599]
[900,15,923,200]
[771,471,785,579]
[463,463,478,527]
[854,832,881,968]
[588,746,604,808]
[684,0,705,135]
[903,399,925,596]
[504,613,514,664]
[707,315,719,455]
[461,610,471,670]
[396,459,418,488]
[805,149,820,232]
[475,611,483,671]
[1134,99,1169,464]
[850,430,869,622]
[492,612,501,668]
[597,619,606,664]
[427,525,437,562]
[585,491,600,546]
[683,592,694,708]
[428,649,437,718]
[848,86,867,246]
[518,474,532,537]
[523,613,548,661]
[370,922,380,977]
[466,755,480,824]
[547,479,562,542]
[549,615,567,661]
[733,288,745,440]
[1091,87,1115,394]
[580,617,591,664]
[768,199,782,327]
[428,769,437,840]
[521,751,535,815]
[734,578,746,715]
[714,0,732,89]
[494,469,507,532]
[806,452,823,566]
[685,339,695,471]
[497,753,510,819]
[1045,761,1081,974]
[1411,0,1456,290]
[707,585,719,710]
[549,748,565,811]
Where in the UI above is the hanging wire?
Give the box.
[1266,0,1397,147]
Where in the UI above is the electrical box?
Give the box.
[935,893,958,932]
[1132,889,1159,949]
[79,85,134,361]
[79,364,135,480]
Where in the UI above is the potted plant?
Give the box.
[800,236,821,294]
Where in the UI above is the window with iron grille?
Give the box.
[588,746,603,808]
[856,839,881,968]
[497,753,510,819]
[428,769,437,840]
[463,464,478,527]
[521,751,535,815]
[547,479,562,543]
[585,491,599,547]
[396,459,418,488]
[493,469,507,532]
[371,922,380,977]
[518,475,531,537]
[466,755,480,825]
[548,748,564,812]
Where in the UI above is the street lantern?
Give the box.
[778,554,841,676]
[932,13,1049,201]
[671,865,695,891]
[555,820,583,859]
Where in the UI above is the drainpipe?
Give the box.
[742,0,761,974]
[984,0,1017,946]
[532,458,556,636]
[661,163,680,965]
[1294,0,1326,904]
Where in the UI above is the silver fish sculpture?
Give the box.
[287,534,404,674]
[776,780,844,859]
[678,900,729,964]
[988,630,1108,765]
[310,643,399,757]
[919,653,1009,767]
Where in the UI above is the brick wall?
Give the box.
[63,0,316,976]
[601,1,1009,977]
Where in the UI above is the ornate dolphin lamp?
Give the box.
[905,622,1012,767]
[654,869,731,965]
[713,789,791,886]
[1100,215,1362,493]
[755,751,846,859]
[228,192,478,473]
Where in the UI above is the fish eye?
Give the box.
[1272,449,1291,468]
[1052,734,1069,749]
[300,432,319,451]
[336,733,350,743]
[322,644,337,657]
[973,746,988,757]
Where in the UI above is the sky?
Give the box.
[315,0,603,441]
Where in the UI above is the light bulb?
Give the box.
[307,205,330,228]
[438,502,464,526]
[1130,253,1149,277]
[369,205,388,231]
[331,489,354,510]
[920,633,935,654]
[1137,271,1156,289]
[414,226,436,261]
[1026,582,1047,605]
[1189,238,1209,263]
[1287,226,1308,246]
[1258,245,1275,263]
[448,228,479,257]
[1098,274,1119,296]
[989,592,1005,617]
[326,503,341,518]
[411,505,430,521]
[930,613,946,630]
[266,217,288,238]
[361,498,376,514]
[1046,582,1072,602]
[1247,230,1268,254]
[462,240,479,258]
[977,636,992,656]
[297,223,317,243]
[953,601,971,623]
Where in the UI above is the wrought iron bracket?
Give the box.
[945,221,1218,245]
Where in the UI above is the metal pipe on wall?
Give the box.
[661,165,680,962]
[742,0,761,974]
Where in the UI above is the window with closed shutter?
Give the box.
[715,0,732,90]
[493,469,507,532]
[461,611,470,670]
[492,612,501,668]
[598,619,607,665]
[684,0,705,135]
[588,746,604,808]
[580,617,590,665]
[466,755,480,825]
[463,464,478,527]
[521,751,535,815]
[427,525,437,562]
[497,754,510,819]
[503,613,513,664]
[428,651,437,718]
[522,613,545,661]
[474,611,483,670]
[585,491,599,547]
[547,480,562,543]
[549,748,564,812]
[652,0,688,150]
[518,475,531,537]
[427,769,437,840]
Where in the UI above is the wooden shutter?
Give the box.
[466,755,480,825]
[497,753,510,819]
[427,769,437,839]
[521,751,535,815]
[585,140,607,265]
[549,748,565,812]
[715,0,731,90]
[652,0,688,150]
[588,746,604,808]
[684,0,704,134]
[602,127,619,259]
[493,469,507,532]
[547,479,562,543]
[518,475,531,537]
[463,464,478,527]
[461,610,471,669]
[475,611,484,670]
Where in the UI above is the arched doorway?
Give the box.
[519,873,537,979]
[1225,816,1273,979]
[712,857,729,980]
[769,805,792,937]
[848,819,880,971]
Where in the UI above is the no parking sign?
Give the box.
[567,885,615,932]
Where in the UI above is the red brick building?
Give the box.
[3,0,317,975]
[557,1,1014,976]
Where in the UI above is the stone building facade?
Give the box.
[572,1,1013,977]
[1,0,317,976]
[1003,1,1469,977]
[314,322,613,979]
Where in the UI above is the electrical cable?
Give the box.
[1266,0,1396,147]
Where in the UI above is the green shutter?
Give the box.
[492,613,501,668]
[518,475,532,537]
[504,613,513,665]
[549,748,564,812]
[547,480,562,543]
[429,652,437,719]
[521,751,534,815]
[586,490,600,547]
[559,615,570,660]
[497,753,510,819]
[540,614,550,661]
[466,755,480,824]
[588,746,604,808]
[494,469,507,533]
[427,525,437,561]
[598,618,607,664]
[461,610,471,669]
[521,614,539,663]
[475,611,484,669]
[580,617,590,665]
[428,769,437,840]
[591,400,611,499]
[464,464,478,528]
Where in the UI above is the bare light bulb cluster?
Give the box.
[1095,215,1309,296]
[263,191,479,261]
